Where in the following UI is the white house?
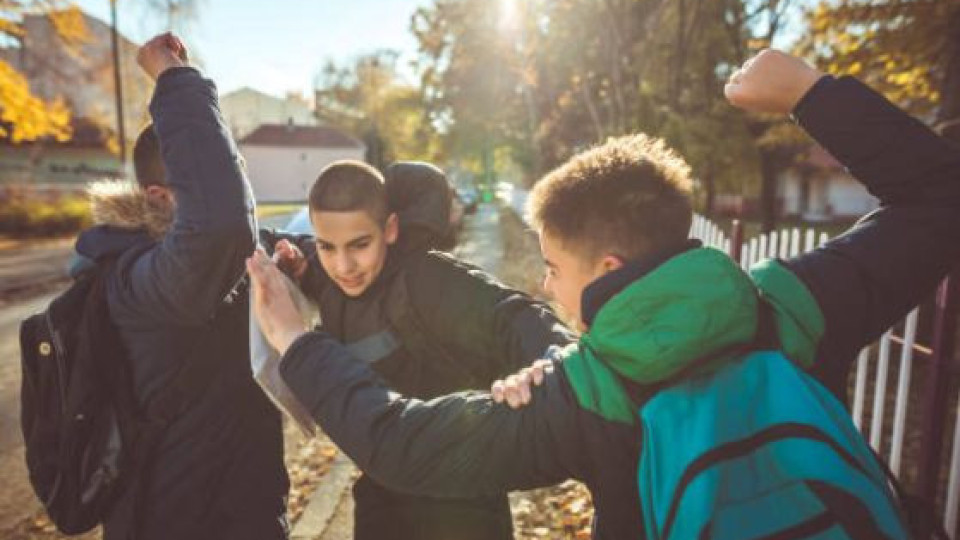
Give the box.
[220,88,317,140]
[239,123,366,203]
[779,145,878,220]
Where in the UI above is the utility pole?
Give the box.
[109,0,127,164]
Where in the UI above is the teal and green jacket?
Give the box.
[277,74,960,540]
[564,245,823,425]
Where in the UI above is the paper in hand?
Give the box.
[249,270,320,437]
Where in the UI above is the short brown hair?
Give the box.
[308,160,389,224]
[527,134,693,262]
[133,125,167,188]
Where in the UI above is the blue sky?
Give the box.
[75,0,429,97]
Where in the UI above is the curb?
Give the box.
[291,453,356,539]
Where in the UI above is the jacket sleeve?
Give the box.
[116,67,256,325]
[406,253,576,383]
[782,76,960,394]
[278,331,590,497]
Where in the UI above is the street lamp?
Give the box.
[109,0,127,165]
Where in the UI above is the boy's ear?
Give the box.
[598,254,624,274]
[384,213,400,244]
[145,185,173,206]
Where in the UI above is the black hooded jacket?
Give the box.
[76,68,289,540]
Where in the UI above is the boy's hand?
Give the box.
[491,359,554,409]
[724,49,825,115]
[273,239,309,281]
[247,249,307,355]
[137,32,189,81]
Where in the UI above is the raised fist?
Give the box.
[137,32,189,81]
[724,49,825,115]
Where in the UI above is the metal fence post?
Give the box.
[918,269,960,503]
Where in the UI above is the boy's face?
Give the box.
[311,209,399,297]
[539,231,621,331]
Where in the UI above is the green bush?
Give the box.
[0,196,92,237]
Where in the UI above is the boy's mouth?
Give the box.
[337,275,365,289]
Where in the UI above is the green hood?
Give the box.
[561,247,825,424]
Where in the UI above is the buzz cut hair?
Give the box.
[308,160,389,225]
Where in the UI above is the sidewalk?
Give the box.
[0,237,74,302]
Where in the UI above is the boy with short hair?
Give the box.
[250,49,960,537]
[270,160,573,539]
[78,34,289,539]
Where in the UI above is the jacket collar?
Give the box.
[580,239,701,327]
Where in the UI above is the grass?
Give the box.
[0,196,91,238]
[256,203,304,219]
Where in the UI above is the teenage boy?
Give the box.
[75,34,288,539]
[250,50,960,538]
[268,160,573,540]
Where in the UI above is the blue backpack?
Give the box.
[636,351,910,540]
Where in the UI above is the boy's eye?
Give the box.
[318,244,335,252]
[352,241,370,250]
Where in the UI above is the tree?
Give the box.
[0,1,87,142]
[314,51,440,169]
[800,0,960,142]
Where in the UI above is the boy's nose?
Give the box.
[335,254,357,275]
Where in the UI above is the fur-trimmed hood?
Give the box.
[87,180,173,239]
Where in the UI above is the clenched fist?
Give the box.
[137,32,189,81]
[724,49,825,115]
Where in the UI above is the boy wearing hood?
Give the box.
[250,50,960,538]
[269,159,573,540]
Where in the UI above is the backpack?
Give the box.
[635,349,911,540]
[19,249,217,534]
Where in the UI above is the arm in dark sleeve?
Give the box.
[279,331,587,497]
[782,76,960,391]
[119,67,256,325]
[408,253,576,382]
[258,228,331,303]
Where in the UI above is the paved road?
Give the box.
[453,202,504,275]
[0,239,73,300]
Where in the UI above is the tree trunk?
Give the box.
[703,163,716,217]
[938,8,960,143]
[758,149,779,233]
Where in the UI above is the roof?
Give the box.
[239,124,364,149]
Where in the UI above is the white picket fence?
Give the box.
[691,214,960,537]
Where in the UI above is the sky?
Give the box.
[75,0,430,98]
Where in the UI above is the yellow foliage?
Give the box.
[47,5,89,46]
[0,60,73,142]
